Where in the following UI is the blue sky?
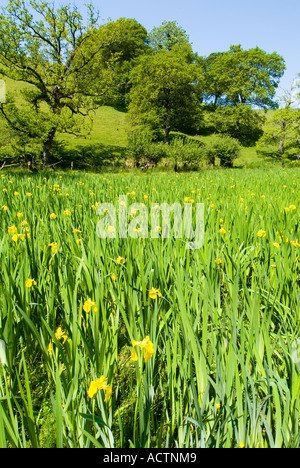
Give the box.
[89,0,300,103]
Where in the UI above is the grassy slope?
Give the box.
[60,106,128,149]
[0,76,276,168]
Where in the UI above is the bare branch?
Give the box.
[0,161,20,170]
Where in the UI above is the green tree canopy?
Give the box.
[203,45,286,109]
[148,20,195,63]
[205,105,265,145]
[256,108,300,158]
[95,17,149,109]
[98,17,149,63]
[128,50,202,143]
[257,81,300,159]
[148,20,190,51]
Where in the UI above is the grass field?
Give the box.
[0,167,299,448]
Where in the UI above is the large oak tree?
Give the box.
[0,0,131,166]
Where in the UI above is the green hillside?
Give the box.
[0,76,278,169]
[57,106,129,168]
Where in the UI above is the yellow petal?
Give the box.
[83,302,91,313]
[94,376,108,390]
[131,346,138,361]
[88,381,98,398]
[144,338,155,362]
[104,385,112,402]
[144,345,155,362]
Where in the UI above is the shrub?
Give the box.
[205,105,265,146]
[126,129,153,165]
[147,142,169,164]
[127,131,205,170]
[127,130,170,166]
[167,136,204,170]
[203,134,241,167]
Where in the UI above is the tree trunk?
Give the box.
[42,128,56,167]
[164,127,171,145]
[278,138,284,154]
[164,103,172,144]
[278,121,286,154]
[209,155,215,166]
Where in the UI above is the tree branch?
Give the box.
[0,105,32,135]
[0,161,20,170]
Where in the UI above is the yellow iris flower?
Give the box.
[116,256,126,264]
[25,279,37,288]
[55,326,68,345]
[48,326,68,356]
[8,225,17,234]
[88,376,112,401]
[257,229,267,238]
[83,298,98,314]
[149,287,162,299]
[49,242,58,253]
[131,336,155,363]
